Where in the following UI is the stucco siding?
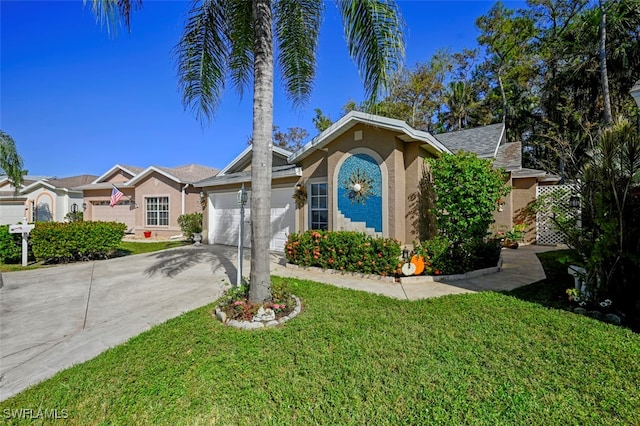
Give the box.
[512,177,538,244]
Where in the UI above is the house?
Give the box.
[78,164,219,237]
[435,124,560,243]
[0,175,96,225]
[195,111,559,251]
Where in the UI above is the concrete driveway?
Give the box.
[0,244,247,401]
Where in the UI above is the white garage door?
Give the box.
[209,187,295,252]
[91,201,136,233]
[0,202,25,225]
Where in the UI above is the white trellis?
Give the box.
[536,184,581,246]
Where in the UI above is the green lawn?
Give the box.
[1,272,639,424]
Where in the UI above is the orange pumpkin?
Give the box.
[410,255,425,275]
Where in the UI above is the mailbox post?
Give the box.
[9,222,35,266]
[236,184,249,286]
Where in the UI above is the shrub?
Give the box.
[533,118,640,318]
[285,230,402,276]
[0,225,21,264]
[413,236,502,275]
[425,151,511,246]
[177,213,203,240]
[30,221,126,263]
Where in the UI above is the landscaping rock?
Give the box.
[604,313,621,325]
[215,309,227,323]
[586,310,603,320]
[253,307,275,322]
[574,307,588,315]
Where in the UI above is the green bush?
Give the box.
[285,230,402,276]
[426,151,511,246]
[30,221,126,263]
[0,225,21,264]
[177,212,202,240]
[414,236,502,275]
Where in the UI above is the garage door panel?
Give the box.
[209,188,293,252]
[0,203,25,225]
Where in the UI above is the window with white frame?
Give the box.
[146,197,169,226]
[309,183,328,230]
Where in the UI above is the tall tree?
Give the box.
[598,0,613,125]
[312,108,333,133]
[0,130,26,189]
[90,0,404,303]
[246,125,309,152]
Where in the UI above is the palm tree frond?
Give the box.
[336,0,405,102]
[274,0,324,106]
[227,0,254,98]
[85,0,142,35]
[174,0,230,123]
[0,130,26,189]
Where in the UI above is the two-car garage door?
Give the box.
[208,187,295,252]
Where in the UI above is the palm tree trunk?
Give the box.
[249,0,274,303]
[598,0,613,125]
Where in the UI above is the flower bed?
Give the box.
[285,230,401,277]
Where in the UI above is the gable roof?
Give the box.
[194,164,302,188]
[127,164,219,185]
[48,175,99,189]
[434,123,505,159]
[92,164,142,184]
[288,111,451,163]
[0,174,96,197]
[493,141,522,171]
[218,145,292,176]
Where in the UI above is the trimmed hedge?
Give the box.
[285,230,402,276]
[0,225,21,264]
[413,236,502,275]
[30,221,127,263]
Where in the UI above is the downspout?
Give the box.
[182,184,189,215]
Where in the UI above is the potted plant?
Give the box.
[177,213,203,244]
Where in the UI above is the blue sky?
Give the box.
[1,1,524,177]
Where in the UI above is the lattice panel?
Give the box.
[536,184,580,246]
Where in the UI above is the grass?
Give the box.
[0,240,190,272]
[115,240,191,256]
[1,275,639,425]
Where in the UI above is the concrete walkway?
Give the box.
[0,243,555,401]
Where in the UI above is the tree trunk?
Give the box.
[599,0,613,125]
[249,0,274,303]
[497,71,507,124]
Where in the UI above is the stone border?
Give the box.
[285,255,503,285]
[284,263,395,283]
[214,295,302,330]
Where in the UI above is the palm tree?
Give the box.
[0,130,26,189]
[90,0,405,303]
[442,81,477,131]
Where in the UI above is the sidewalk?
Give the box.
[270,245,556,300]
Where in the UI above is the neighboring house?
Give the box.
[0,175,96,225]
[78,164,219,237]
[195,111,559,252]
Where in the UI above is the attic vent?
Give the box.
[354,130,363,141]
